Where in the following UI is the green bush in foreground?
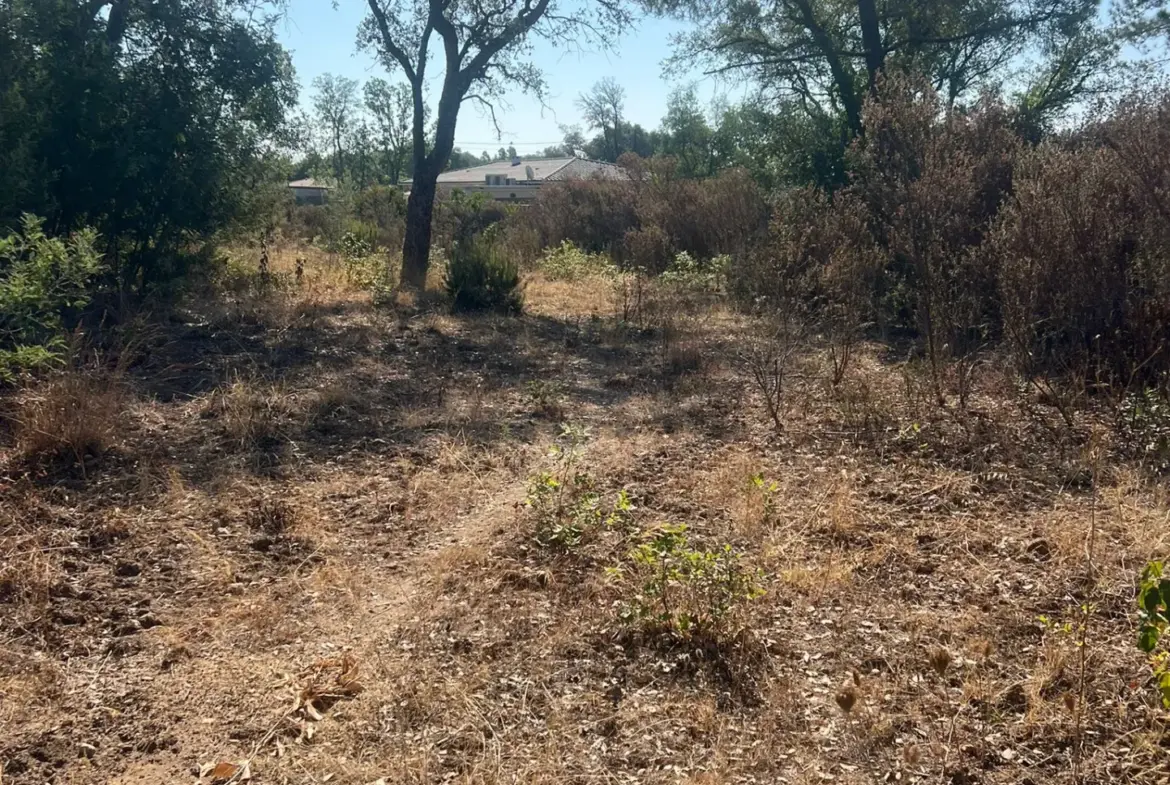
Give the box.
[611,523,764,638]
[0,215,104,381]
[444,233,523,314]
[1138,561,1170,708]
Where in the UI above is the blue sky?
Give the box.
[277,1,711,158]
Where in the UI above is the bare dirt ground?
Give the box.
[2,249,1169,784]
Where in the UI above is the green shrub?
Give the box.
[0,215,104,381]
[611,523,764,638]
[660,250,728,291]
[1137,561,1170,707]
[444,233,523,314]
[434,190,512,249]
[353,185,406,249]
[525,425,633,549]
[537,241,616,281]
[1118,388,1170,474]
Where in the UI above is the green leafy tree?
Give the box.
[312,74,360,182]
[364,78,415,184]
[660,85,716,177]
[0,0,297,291]
[647,0,1113,139]
[712,101,849,190]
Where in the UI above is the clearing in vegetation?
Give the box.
[2,248,1168,785]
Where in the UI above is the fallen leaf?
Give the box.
[208,761,240,783]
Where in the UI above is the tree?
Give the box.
[577,77,627,161]
[713,101,850,190]
[312,74,360,182]
[1115,0,1170,44]
[361,0,632,289]
[661,85,715,177]
[648,0,1112,139]
[349,120,379,188]
[364,78,414,185]
[0,0,296,290]
[542,125,588,157]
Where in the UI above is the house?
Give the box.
[288,178,330,205]
[422,156,628,202]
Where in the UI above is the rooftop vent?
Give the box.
[510,155,522,166]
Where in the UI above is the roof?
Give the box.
[434,157,628,184]
[288,178,330,189]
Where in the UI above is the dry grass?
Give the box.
[4,371,124,474]
[0,246,1167,785]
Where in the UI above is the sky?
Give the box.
[276,1,714,159]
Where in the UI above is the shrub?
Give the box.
[444,233,523,314]
[337,231,394,292]
[992,96,1170,392]
[847,78,1018,400]
[1117,387,1170,474]
[525,425,633,549]
[518,164,768,271]
[434,190,512,249]
[660,251,726,292]
[0,215,104,381]
[537,241,616,281]
[523,179,638,255]
[612,523,764,638]
[1137,561,1170,707]
[352,185,406,250]
[621,225,673,273]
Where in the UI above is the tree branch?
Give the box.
[366,0,419,84]
[464,93,503,138]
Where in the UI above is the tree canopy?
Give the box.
[0,0,297,289]
[647,0,1116,137]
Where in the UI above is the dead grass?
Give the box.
[0,245,1168,785]
[4,371,124,473]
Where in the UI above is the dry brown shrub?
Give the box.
[992,94,1170,397]
[849,76,1019,403]
[7,371,124,472]
[519,162,767,271]
[204,377,299,453]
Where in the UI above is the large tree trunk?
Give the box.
[401,158,437,289]
[794,0,864,137]
[399,81,460,289]
[857,0,884,96]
